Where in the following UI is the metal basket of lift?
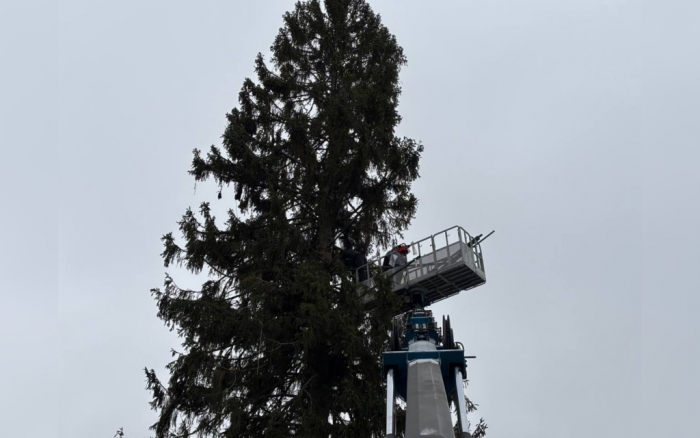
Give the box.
[356,225,487,310]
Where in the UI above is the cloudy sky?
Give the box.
[2,0,699,437]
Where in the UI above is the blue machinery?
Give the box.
[359,226,489,438]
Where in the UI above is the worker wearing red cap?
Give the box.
[382,243,409,286]
[383,244,408,269]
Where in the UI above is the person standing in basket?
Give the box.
[342,242,369,282]
[383,243,409,285]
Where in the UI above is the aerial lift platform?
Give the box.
[356,226,487,315]
[363,225,490,438]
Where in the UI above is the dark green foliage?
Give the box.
[471,418,488,438]
[462,396,488,438]
[146,1,424,436]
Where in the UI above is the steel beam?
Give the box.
[405,359,453,438]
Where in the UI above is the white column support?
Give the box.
[454,366,470,437]
[386,369,396,437]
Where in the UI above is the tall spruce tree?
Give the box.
[146,1,484,437]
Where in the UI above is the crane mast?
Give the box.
[357,226,489,438]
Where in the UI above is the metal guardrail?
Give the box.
[354,226,485,289]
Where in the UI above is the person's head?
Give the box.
[397,243,409,254]
[343,237,354,251]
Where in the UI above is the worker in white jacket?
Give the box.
[382,243,409,285]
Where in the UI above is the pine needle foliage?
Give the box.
[146,1,424,437]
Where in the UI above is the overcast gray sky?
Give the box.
[1,0,699,437]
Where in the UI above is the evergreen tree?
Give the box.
[146,1,422,436]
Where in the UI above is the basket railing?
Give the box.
[354,226,485,286]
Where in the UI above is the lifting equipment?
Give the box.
[367,226,490,438]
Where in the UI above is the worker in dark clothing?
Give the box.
[342,243,369,282]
